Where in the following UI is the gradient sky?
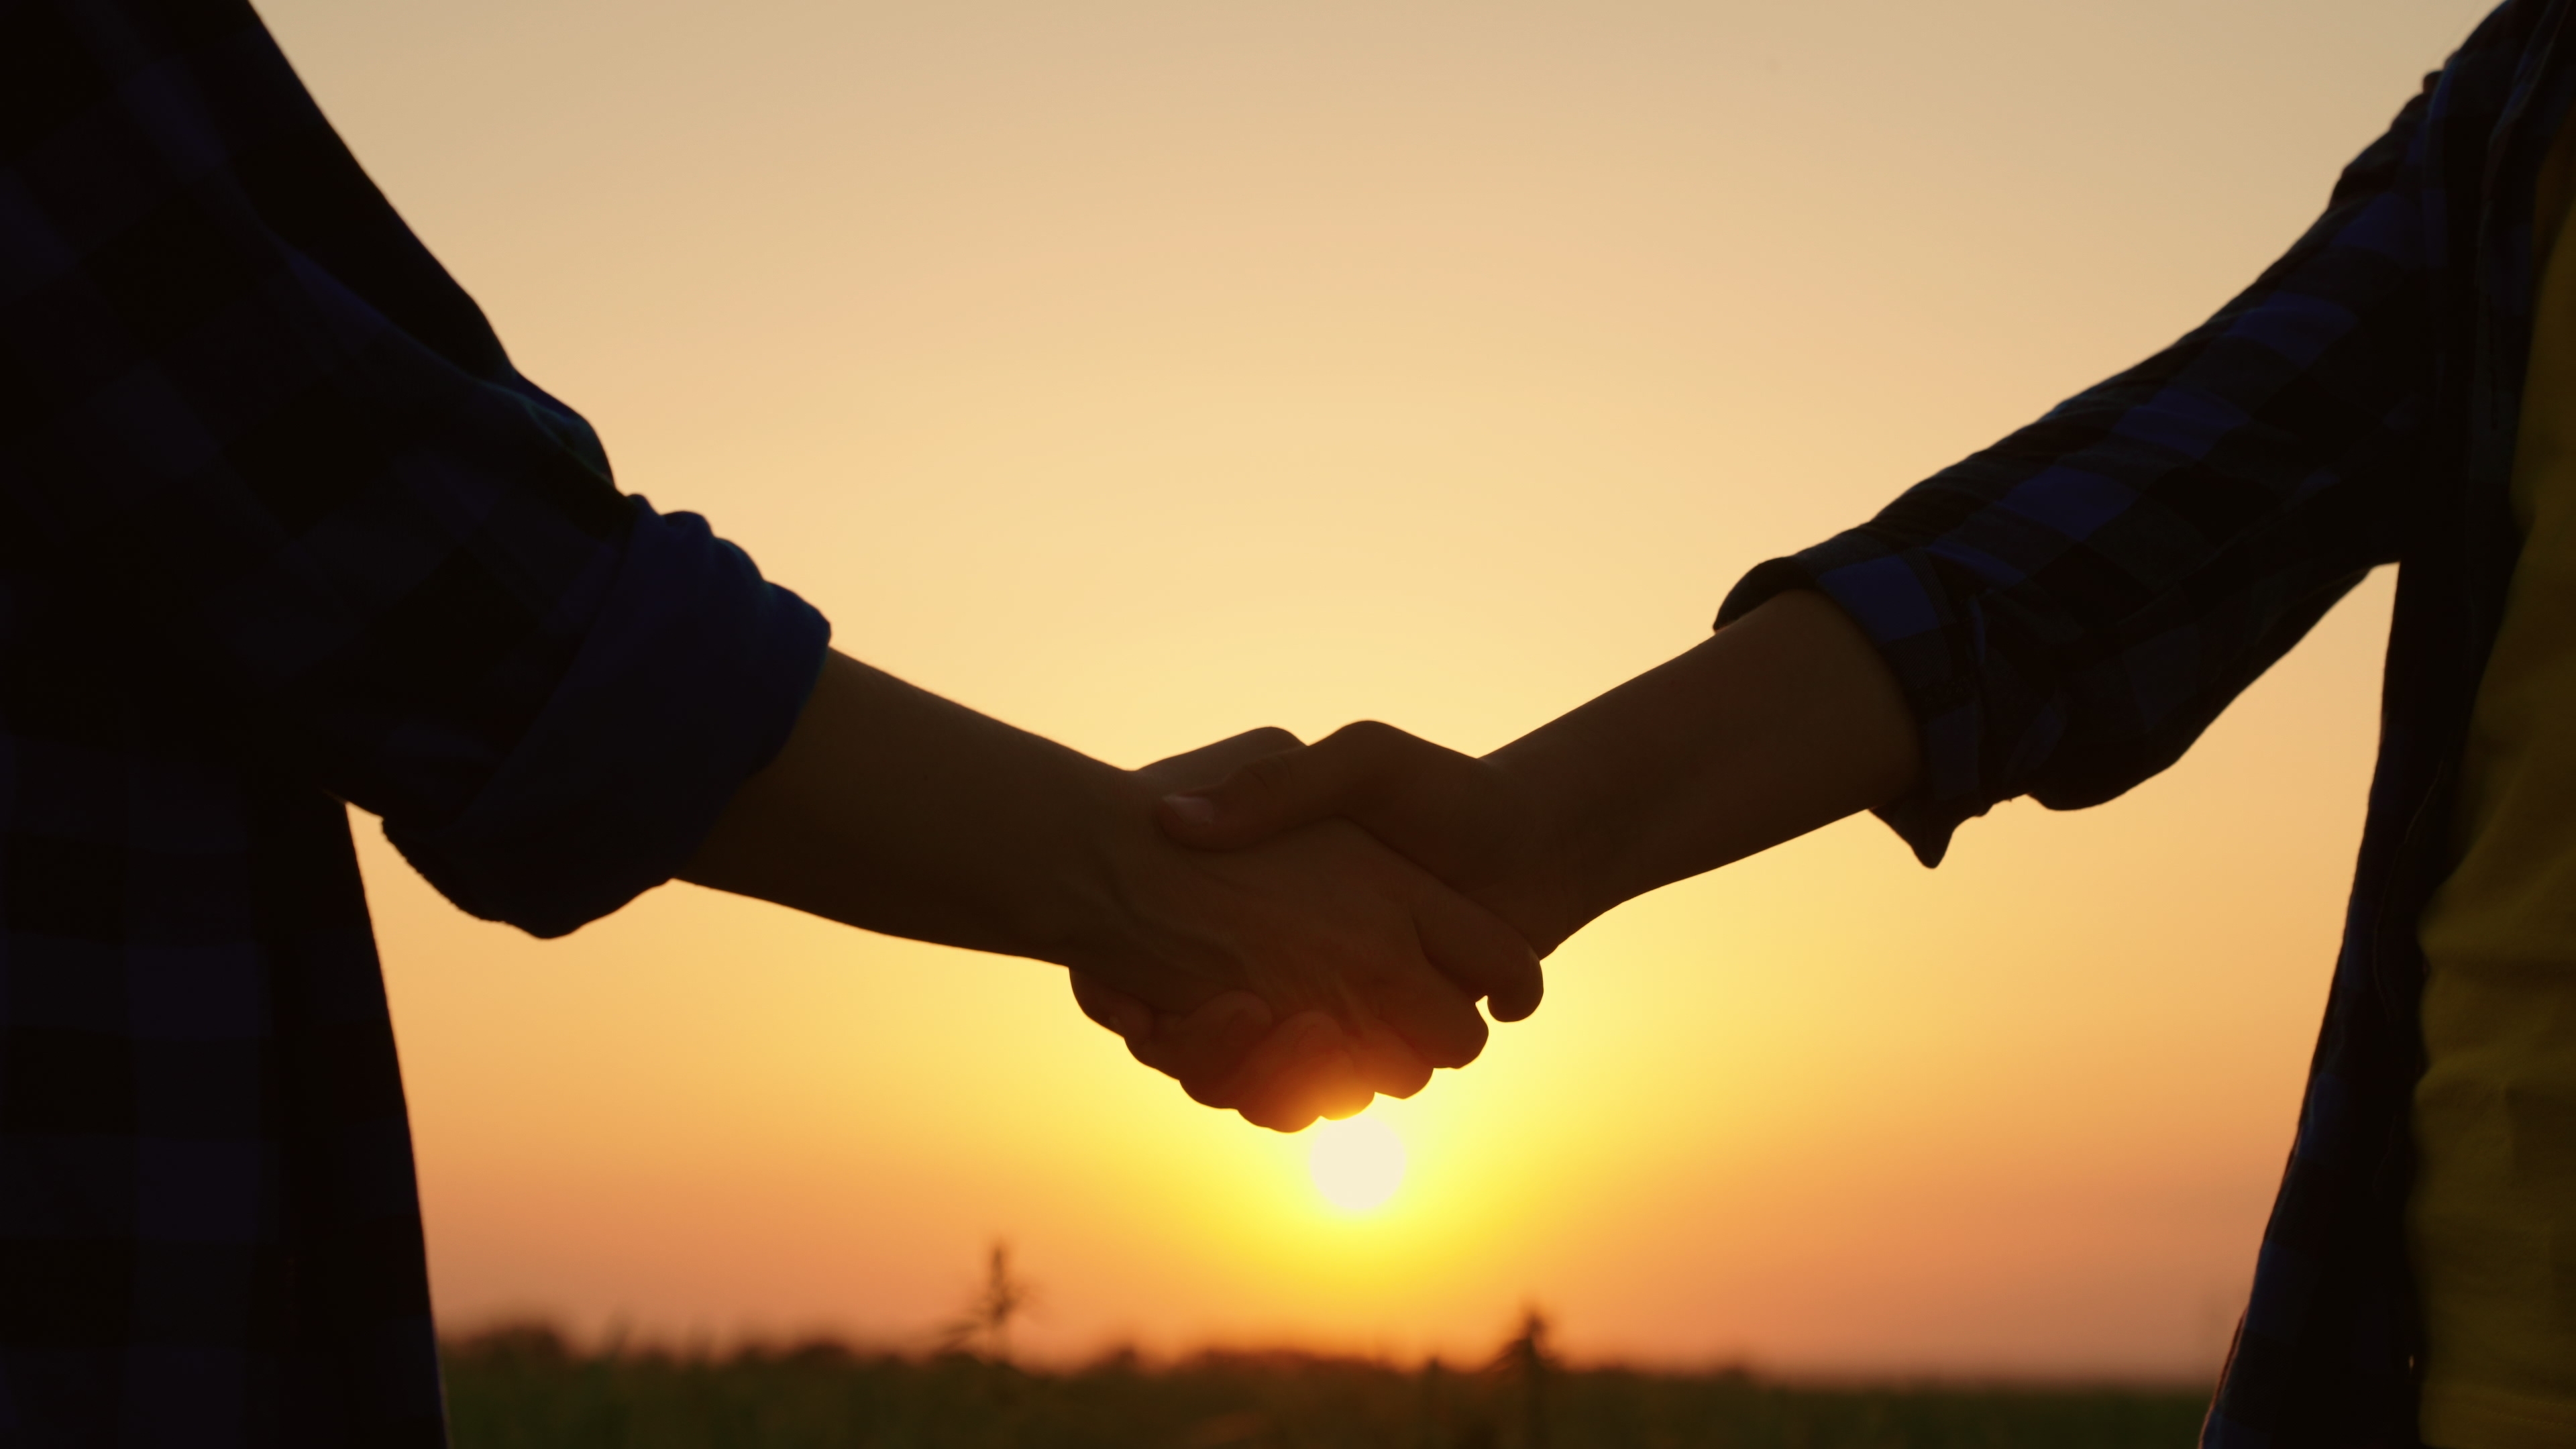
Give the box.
[256,0,2494,1379]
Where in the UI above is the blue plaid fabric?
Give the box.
[0,1,828,1443]
[1722,2,2576,1444]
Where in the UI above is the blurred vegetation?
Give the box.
[441,1318,2211,1449]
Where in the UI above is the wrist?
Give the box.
[1452,749,1595,956]
[1012,769,1266,1020]
[1005,765,1167,970]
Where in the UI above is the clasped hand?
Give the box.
[1079,724,1560,1131]
[679,651,1545,1136]
[1097,592,1926,1125]
[693,597,1912,1136]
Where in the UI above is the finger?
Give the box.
[1346,1017,1434,1102]
[1128,991,1274,1091]
[1068,970,1155,1044]
[1179,1007,1336,1109]
[1216,1012,1373,1130]
[1133,727,1304,796]
[1358,953,1491,1071]
[1157,720,1428,849]
[1245,1049,1375,1131]
[1412,877,1545,1023]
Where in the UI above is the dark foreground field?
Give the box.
[443,1326,2210,1449]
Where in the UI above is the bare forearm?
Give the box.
[679,649,1142,966]
[1491,590,1921,940]
[1152,591,1923,955]
[680,648,1542,1127]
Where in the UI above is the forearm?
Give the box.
[1491,590,1921,941]
[680,649,1537,1126]
[679,649,1146,967]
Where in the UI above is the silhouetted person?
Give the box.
[1116,7,2576,1445]
[0,3,1538,1441]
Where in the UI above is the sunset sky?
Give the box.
[258,0,2494,1380]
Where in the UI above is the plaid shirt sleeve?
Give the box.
[0,0,828,934]
[1719,81,2438,866]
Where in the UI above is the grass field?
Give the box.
[441,1325,2212,1449]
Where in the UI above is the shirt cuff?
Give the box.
[1716,534,1996,867]
[386,497,830,936]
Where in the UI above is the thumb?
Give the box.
[1155,720,1419,849]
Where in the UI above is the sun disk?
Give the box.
[1307,1116,1405,1212]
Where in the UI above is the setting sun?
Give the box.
[285,0,2495,1381]
[1308,1116,1407,1213]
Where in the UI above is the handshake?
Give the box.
[683,590,1922,1133]
[1069,722,1564,1132]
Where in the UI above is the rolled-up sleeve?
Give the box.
[0,1,828,934]
[384,501,828,936]
[1718,80,2438,867]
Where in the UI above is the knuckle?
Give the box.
[1433,1012,1489,1069]
[1239,750,1300,793]
[1185,1075,1238,1109]
[1328,719,1405,761]
[1318,720,1428,810]
[1377,1055,1434,1099]
[1242,1094,1305,1132]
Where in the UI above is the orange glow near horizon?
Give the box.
[262,0,2496,1381]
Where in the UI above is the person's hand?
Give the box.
[684,597,1911,1132]
[1067,729,1541,1131]
[1140,594,1925,967]
[1153,721,1579,955]
[1067,729,1334,1122]
[678,650,1545,1134]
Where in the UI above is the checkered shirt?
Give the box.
[0,1,829,1443]
[1722,2,2576,1444]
